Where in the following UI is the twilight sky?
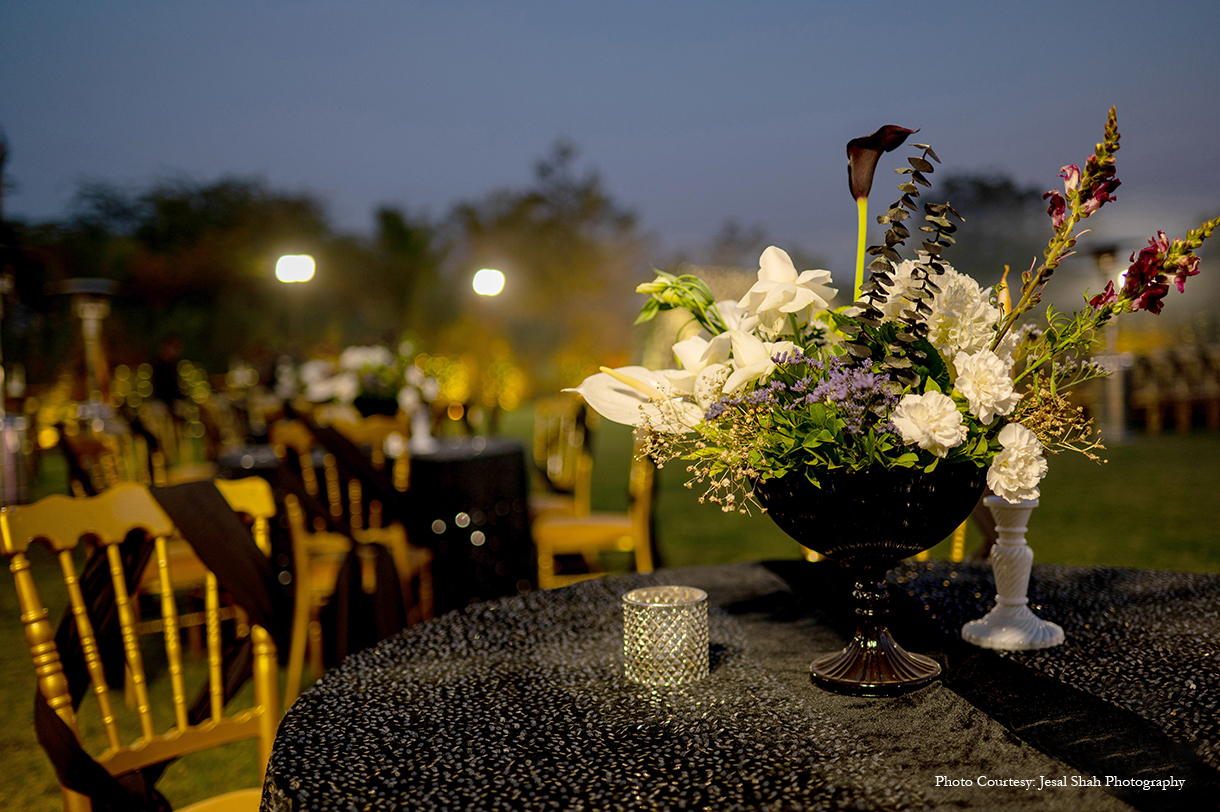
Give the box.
[2,0,1219,280]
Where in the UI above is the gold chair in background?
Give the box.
[331,415,433,626]
[273,417,431,708]
[60,429,154,496]
[533,447,655,589]
[280,493,353,709]
[282,492,436,709]
[1,482,280,812]
[330,414,412,493]
[529,395,595,521]
[269,419,336,518]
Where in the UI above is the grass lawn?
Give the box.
[2,413,1217,810]
[513,413,1220,574]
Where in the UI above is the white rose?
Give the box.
[891,391,967,458]
[714,299,761,334]
[953,349,1020,425]
[722,331,796,394]
[331,372,360,404]
[737,246,836,337]
[874,259,925,320]
[693,363,731,410]
[986,423,1048,503]
[298,359,336,385]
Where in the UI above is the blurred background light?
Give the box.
[276,254,316,283]
[473,268,505,296]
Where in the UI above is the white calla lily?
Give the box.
[723,331,797,394]
[714,299,761,334]
[565,365,703,433]
[738,246,837,336]
[664,333,732,394]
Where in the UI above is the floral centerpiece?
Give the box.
[285,343,435,418]
[568,108,1217,695]
[573,108,1215,509]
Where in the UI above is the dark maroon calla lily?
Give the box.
[846,125,918,200]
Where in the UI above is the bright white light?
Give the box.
[473,268,505,296]
[276,254,315,283]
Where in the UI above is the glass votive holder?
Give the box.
[622,586,709,686]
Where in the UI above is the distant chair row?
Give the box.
[1126,344,1220,434]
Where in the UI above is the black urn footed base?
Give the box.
[809,569,941,696]
[754,463,986,697]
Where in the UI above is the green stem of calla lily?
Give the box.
[854,196,868,302]
[599,366,664,401]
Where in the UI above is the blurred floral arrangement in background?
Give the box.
[277,341,436,413]
[570,107,1218,512]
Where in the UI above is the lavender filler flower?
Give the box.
[799,357,899,435]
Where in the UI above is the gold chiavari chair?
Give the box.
[330,416,432,626]
[1,482,280,812]
[330,414,412,494]
[272,417,431,623]
[280,492,351,710]
[529,395,595,521]
[533,446,655,589]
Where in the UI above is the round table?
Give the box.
[405,437,534,615]
[260,561,1220,811]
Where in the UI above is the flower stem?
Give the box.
[854,196,868,302]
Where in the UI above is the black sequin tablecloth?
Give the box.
[260,560,1220,812]
[405,437,534,616]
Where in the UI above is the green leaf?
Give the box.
[634,299,660,325]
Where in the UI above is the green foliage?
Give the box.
[847,141,962,388]
[635,270,722,334]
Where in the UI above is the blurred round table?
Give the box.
[405,436,533,615]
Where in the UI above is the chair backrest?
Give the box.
[281,492,350,710]
[214,476,276,556]
[0,482,281,809]
[270,419,330,509]
[533,395,595,516]
[330,415,411,492]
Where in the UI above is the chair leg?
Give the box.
[419,563,433,621]
[308,616,324,682]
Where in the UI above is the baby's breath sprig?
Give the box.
[1011,372,1105,462]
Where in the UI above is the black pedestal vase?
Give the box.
[754,462,986,696]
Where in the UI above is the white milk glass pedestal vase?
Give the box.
[961,496,1065,650]
[408,404,439,454]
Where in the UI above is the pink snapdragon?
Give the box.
[1089,230,1205,314]
[1042,190,1068,228]
[1043,160,1120,229]
[1059,164,1081,193]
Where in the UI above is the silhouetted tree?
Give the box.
[939,173,1046,288]
[449,141,647,389]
